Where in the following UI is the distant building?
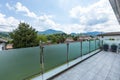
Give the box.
[98,32,120,46]
[6,44,13,50]
[78,36,92,41]
[0,38,8,50]
[65,37,74,43]
[98,32,120,41]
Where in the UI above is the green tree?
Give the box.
[37,35,47,43]
[47,33,67,44]
[10,22,38,48]
[73,36,78,41]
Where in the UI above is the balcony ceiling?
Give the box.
[109,0,120,24]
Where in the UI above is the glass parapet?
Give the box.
[68,42,81,61]
[0,46,41,80]
[82,41,89,55]
[44,44,67,72]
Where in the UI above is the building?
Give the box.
[6,44,13,50]
[0,38,8,50]
[78,36,92,41]
[98,32,120,40]
[65,37,74,43]
[98,32,120,46]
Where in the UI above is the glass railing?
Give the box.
[82,41,89,55]
[69,42,81,61]
[44,44,67,72]
[96,40,100,49]
[0,47,41,80]
[90,40,96,52]
[0,39,100,80]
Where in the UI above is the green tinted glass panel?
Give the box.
[0,47,41,80]
[90,40,96,51]
[68,42,81,61]
[82,41,89,55]
[100,40,103,47]
[44,44,67,72]
[96,40,100,49]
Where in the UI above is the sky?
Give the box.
[0,0,120,33]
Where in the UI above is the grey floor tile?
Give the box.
[52,51,120,80]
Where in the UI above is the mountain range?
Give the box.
[0,32,9,38]
[38,29,102,36]
[83,31,103,36]
[38,29,64,35]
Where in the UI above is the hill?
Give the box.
[38,29,64,35]
[84,31,102,36]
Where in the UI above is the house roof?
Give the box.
[65,37,74,42]
[98,32,120,36]
[0,38,8,43]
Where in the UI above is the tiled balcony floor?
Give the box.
[51,51,120,80]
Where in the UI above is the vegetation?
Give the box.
[8,22,97,48]
[73,36,79,41]
[37,35,47,43]
[47,33,67,43]
[0,32,10,41]
[10,22,38,48]
[0,32,9,38]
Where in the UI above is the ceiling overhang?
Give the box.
[109,0,120,24]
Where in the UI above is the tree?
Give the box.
[10,22,38,48]
[37,35,47,43]
[73,36,78,41]
[47,33,67,44]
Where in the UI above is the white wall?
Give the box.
[0,43,5,50]
[99,36,120,41]
[98,35,120,46]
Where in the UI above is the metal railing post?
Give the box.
[99,39,100,48]
[40,41,44,80]
[95,39,96,50]
[67,42,69,66]
[89,40,90,53]
[80,41,82,57]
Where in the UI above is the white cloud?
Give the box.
[4,0,120,33]
[6,3,14,10]
[34,14,85,33]
[58,24,85,33]
[15,2,37,18]
[35,0,120,33]
[0,13,19,32]
[69,0,120,32]
[33,14,59,31]
[6,2,37,18]
[70,0,110,25]
[36,0,120,33]
[5,2,58,32]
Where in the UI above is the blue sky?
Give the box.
[0,0,120,33]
